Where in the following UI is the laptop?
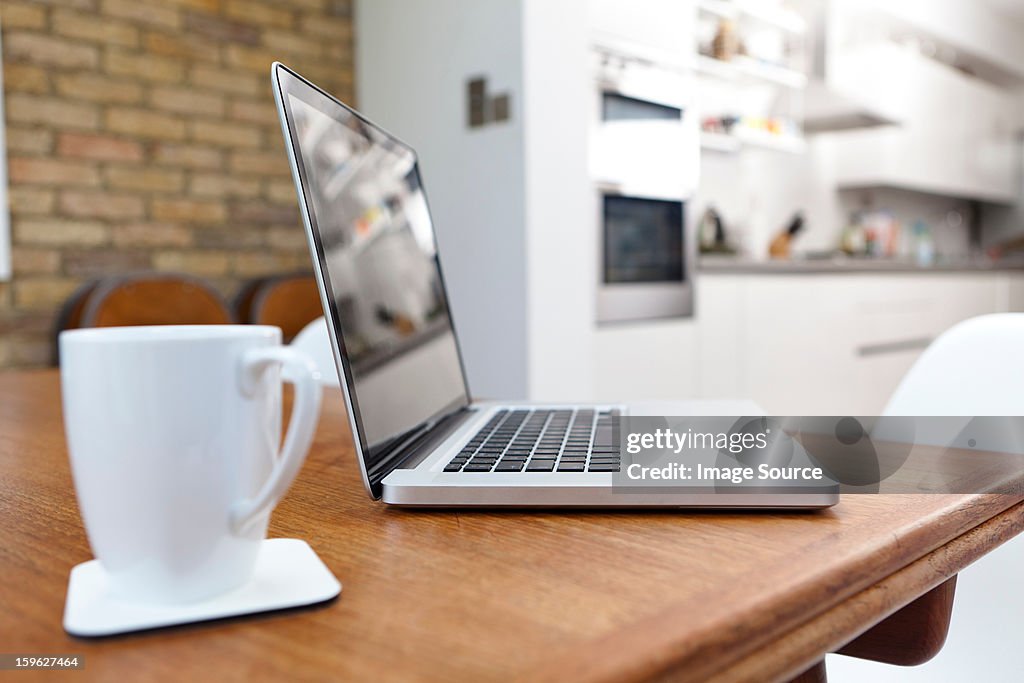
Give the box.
[271,63,837,509]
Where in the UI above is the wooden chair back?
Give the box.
[81,274,233,328]
[249,274,322,343]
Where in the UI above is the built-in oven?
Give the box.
[591,48,697,323]
[597,189,693,322]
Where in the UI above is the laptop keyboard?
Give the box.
[443,408,621,473]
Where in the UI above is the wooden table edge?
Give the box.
[702,497,1024,683]
[521,494,1024,683]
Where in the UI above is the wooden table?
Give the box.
[2,369,1023,682]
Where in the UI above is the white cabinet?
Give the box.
[822,4,1020,204]
[698,272,1019,415]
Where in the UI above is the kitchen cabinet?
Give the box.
[697,272,1020,414]
[822,6,1020,204]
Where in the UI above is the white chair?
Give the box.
[829,313,1024,682]
[290,317,340,388]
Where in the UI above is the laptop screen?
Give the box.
[276,67,470,487]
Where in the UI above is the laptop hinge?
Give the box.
[366,407,476,497]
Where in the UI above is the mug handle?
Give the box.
[230,346,322,534]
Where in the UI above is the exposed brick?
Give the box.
[0,2,48,30]
[153,250,230,276]
[60,191,146,220]
[2,63,50,94]
[151,198,228,223]
[11,248,61,276]
[0,311,54,336]
[14,219,109,246]
[261,30,324,60]
[8,187,56,215]
[105,166,186,193]
[144,31,219,62]
[328,0,352,17]
[189,174,261,199]
[224,0,293,29]
[151,143,223,170]
[2,335,56,367]
[6,93,100,131]
[228,98,279,126]
[14,0,95,9]
[13,278,82,310]
[166,0,221,12]
[53,9,139,48]
[224,44,279,73]
[298,13,351,40]
[57,132,144,162]
[266,226,306,250]
[1,0,354,369]
[106,107,186,140]
[8,158,102,187]
[104,47,184,83]
[190,64,260,96]
[5,32,100,69]
[52,74,138,105]
[183,12,260,46]
[63,249,153,277]
[189,119,262,148]
[229,150,287,176]
[112,223,193,248]
[232,202,298,225]
[292,0,331,11]
[150,86,226,117]
[6,127,54,155]
[266,180,299,206]
[194,226,267,249]
[101,0,181,30]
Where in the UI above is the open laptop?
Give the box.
[271,63,836,509]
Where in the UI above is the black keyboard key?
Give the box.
[463,463,493,472]
[444,463,464,472]
[526,461,556,471]
[557,463,586,472]
[496,462,524,472]
[587,464,621,472]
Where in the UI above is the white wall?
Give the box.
[522,0,595,401]
[355,0,529,399]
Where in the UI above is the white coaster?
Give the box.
[63,539,341,637]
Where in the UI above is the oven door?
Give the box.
[590,52,698,199]
[597,189,694,324]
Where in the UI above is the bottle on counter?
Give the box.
[912,220,936,266]
[840,211,866,256]
[768,212,805,260]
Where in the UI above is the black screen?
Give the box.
[603,195,685,284]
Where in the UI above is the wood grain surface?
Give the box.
[1,370,1022,683]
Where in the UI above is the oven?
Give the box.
[591,48,697,323]
[597,189,693,323]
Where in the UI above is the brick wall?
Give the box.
[0,0,354,366]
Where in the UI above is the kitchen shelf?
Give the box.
[700,132,742,153]
[735,0,806,35]
[700,130,805,154]
[698,1,806,35]
[696,54,807,89]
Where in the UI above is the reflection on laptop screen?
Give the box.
[287,93,469,458]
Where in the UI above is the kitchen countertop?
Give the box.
[699,256,1024,275]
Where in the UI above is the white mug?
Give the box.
[60,325,322,605]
